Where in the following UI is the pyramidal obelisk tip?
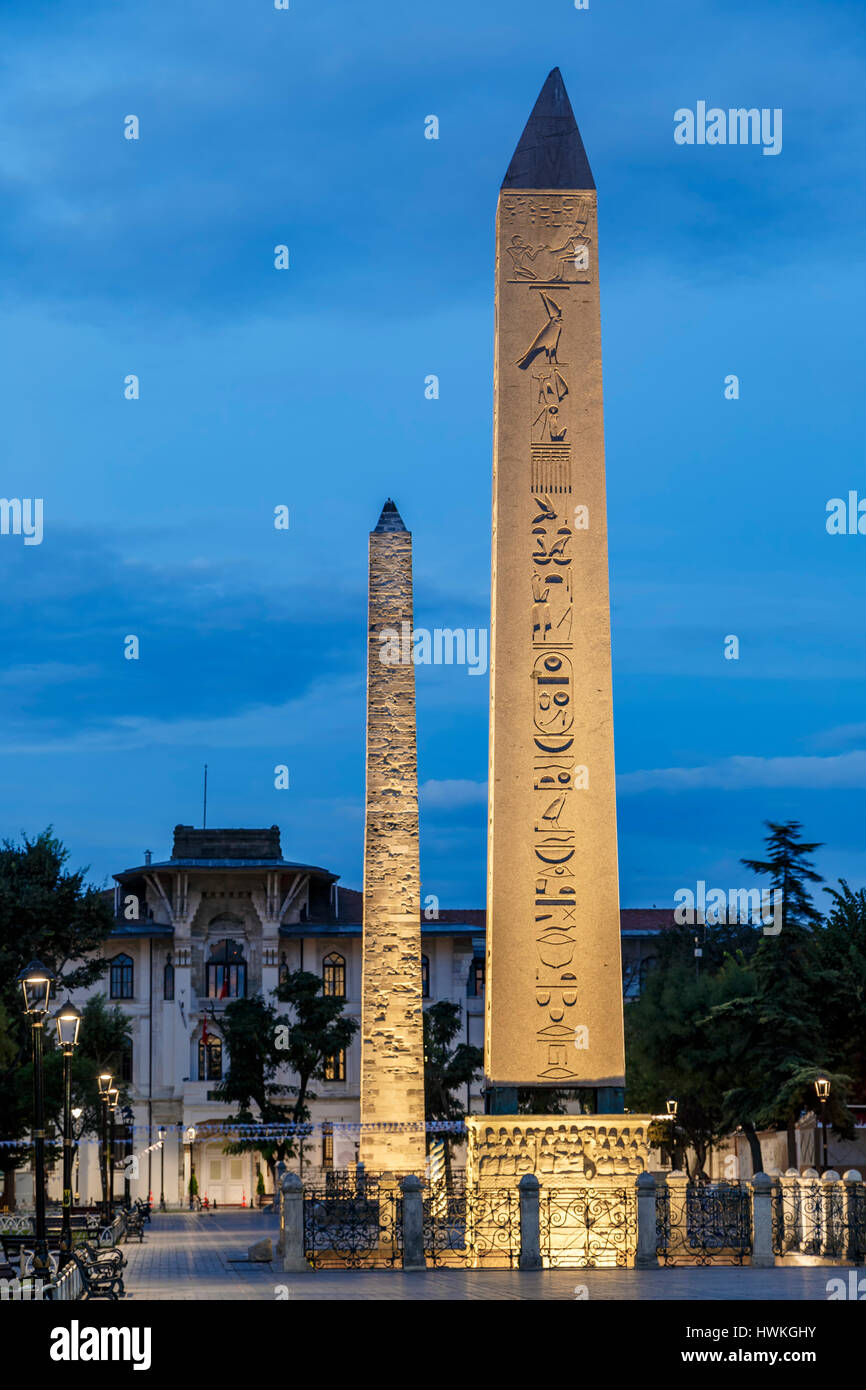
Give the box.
[373,498,408,533]
[502,67,595,190]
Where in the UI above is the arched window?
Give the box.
[323,1049,346,1082]
[198,1035,222,1081]
[206,939,247,1000]
[467,956,484,997]
[110,954,134,1000]
[164,957,175,1001]
[421,955,430,998]
[278,954,289,987]
[322,952,346,999]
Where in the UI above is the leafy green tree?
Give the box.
[214,994,293,1176]
[711,821,833,1167]
[741,819,824,931]
[816,881,866,1087]
[274,969,359,1139]
[423,1001,482,1178]
[626,952,758,1175]
[0,830,113,1208]
[218,972,358,1181]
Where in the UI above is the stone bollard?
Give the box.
[634,1171,659,1269]
[400,1175,426,1271]
[841,1170,863,1264]
[274,1161,287,1254]
[280,1172,306,1273]
[820,1171,842,1259]
[517,1174,542,1271]
[749,1172,774,1268]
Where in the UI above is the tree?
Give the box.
[217,972,359,1181]
[626,951,758,1175]
[423,1002,482,1178]
[741,819,824,932]
[273,970,360,1146]
[711,821,833,1168]
[214,994,293,1177]
[816,881,866,1089]
[0,830,114,1208]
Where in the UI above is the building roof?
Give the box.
[116,859,335,877]
[173,825,283,859]
[113,824,338,883]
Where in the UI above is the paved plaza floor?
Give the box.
[121,1211,841,1301]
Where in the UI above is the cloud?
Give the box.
[808,724,866,752]
[618,751,866,794]
[0,674,362,757]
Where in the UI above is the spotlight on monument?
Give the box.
[465,74,657,1260]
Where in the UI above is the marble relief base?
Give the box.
[465,1114,654,1186]
[464,1115,656,1269]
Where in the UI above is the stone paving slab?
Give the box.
[121,1212,842,1302]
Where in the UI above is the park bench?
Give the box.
[70,1248,125,1300]
[123,1208,146,1242]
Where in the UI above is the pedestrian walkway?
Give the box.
[122,1212,840,1300]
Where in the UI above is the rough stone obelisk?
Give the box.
[485,69,625,1100]
[359,499,426,1172]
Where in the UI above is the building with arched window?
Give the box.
[109,953,134,1000]
[322,951,346,998]
[57,823,673,1206]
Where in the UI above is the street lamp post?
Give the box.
[71,1108,82,1204]
[186,1126,196,1210]
[666,1097,679,1171]
[108,1087,119,1219]
[815,1077,831,1173]
[97,1072,113,1222]
[16,959,55,1277]
[121,1105,134,1208]
[53,999,82,1268]
[158,1127,166,1212]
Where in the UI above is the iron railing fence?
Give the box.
[540,1186,637,1268]
[423,1185,520,1268]
[657,1181,751,1265]
[771,1178,865,1261]
[304,1183,402,1269]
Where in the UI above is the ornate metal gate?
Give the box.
[423,1184,520,1268]
[304,1180,402,1269]
[657,1181,751,1265]
[540,1186,637,1268]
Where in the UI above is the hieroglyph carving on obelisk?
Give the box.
[486,70,625,1089]
[359,500,426,1171]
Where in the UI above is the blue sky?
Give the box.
[1,0,865,909]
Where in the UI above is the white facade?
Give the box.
[55,825,485,1206]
